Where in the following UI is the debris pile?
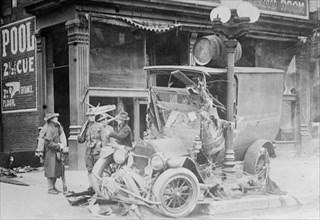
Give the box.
[0,167,29,186]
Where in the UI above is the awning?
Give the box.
[91,14,180,32]
[119,17,180,32]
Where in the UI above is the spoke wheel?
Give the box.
[152,168,199,218]
[92,155,116,197]
[255,151,270,183]
[244,146,270,184]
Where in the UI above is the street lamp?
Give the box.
[210,2,260,179]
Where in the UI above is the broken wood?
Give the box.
[0,177,29,186]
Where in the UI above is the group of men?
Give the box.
[77,109,132,192]
[38,108,132,195]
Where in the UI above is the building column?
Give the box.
[35,30,46,123]
[189,33,198,66]
[296,41,313,156]
[66,17,89,170]
[133,98,140,142]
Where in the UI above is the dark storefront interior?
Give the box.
[45,27,70,138]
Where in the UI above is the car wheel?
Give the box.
[152,168,200,218]
[243,146,270,183]
[91,155,117,196]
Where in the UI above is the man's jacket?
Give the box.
[109,123,132,147]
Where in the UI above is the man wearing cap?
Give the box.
[41,112,67,194]
[105,111,132,148]
[77,108,107,192]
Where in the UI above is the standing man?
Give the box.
[106,111,132,148]
[98,113,115,144]
[42,112,67,195]
[77,108,107,192]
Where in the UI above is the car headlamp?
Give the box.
[150,153,166,171]
[113,148,128,164]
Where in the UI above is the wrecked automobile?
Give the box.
[91,65,284,218]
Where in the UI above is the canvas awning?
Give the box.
[91,14,180,32]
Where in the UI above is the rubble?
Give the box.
[0,167,29,186]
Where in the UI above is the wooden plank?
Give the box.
[152,86,188,94]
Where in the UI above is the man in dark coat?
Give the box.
[106,111,132,148]
[42,112,67,195]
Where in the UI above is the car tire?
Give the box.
[91,155,114,197]
[243,144,270,182]
[152,167,200,218]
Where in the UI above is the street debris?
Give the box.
[0,167,29,186]
[13,166,43,173]
[66,190,95,206]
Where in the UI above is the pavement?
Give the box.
[0,142,319,219]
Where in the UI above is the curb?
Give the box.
[195,193,320,215]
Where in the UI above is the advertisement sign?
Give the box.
[1,17,37,113]
[311,28,320,60]
[245,0,309,20]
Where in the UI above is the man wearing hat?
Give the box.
[77,108,107,192]
[97,113,115,144]
[105,111,132,148]
[40,112,67,194]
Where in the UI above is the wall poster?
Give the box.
[1,17,37,113]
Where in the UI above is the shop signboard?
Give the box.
[1,17,36,113]
[311,28,320,60]
[245,0,309,20]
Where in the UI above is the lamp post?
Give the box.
[210,2,260,179]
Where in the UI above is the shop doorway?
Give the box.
[54,68,70,137]
[45,26,70,138]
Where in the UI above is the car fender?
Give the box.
[167,156,204,184]
[99,146,115,158]
[167,156,186,168]
[243,139,273,174]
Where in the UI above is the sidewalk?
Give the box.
[200,154,320,215]
[1,151,319,219]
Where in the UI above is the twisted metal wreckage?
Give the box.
[74,66,284,218]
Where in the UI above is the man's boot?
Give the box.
[47,178,58,195]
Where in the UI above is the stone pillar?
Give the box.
[66,17,89,170]
[296,41,313,156]
[35,30,45,123]
[46,35,54,113]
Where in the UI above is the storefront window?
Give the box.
[89,21,145,88]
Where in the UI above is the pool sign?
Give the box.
[1,17,37,113]
[245,0,309,20]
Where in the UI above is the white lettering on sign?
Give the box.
[280,0,305,14]
[18,24,26,53]
[3,99,16,107]
[3,56,35,76]
[255,0,277,9]
[248,0,308,19]
[20,85,33,94]
[2,21,35,57]
[10,27,18,55]
[1,17,37,112]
